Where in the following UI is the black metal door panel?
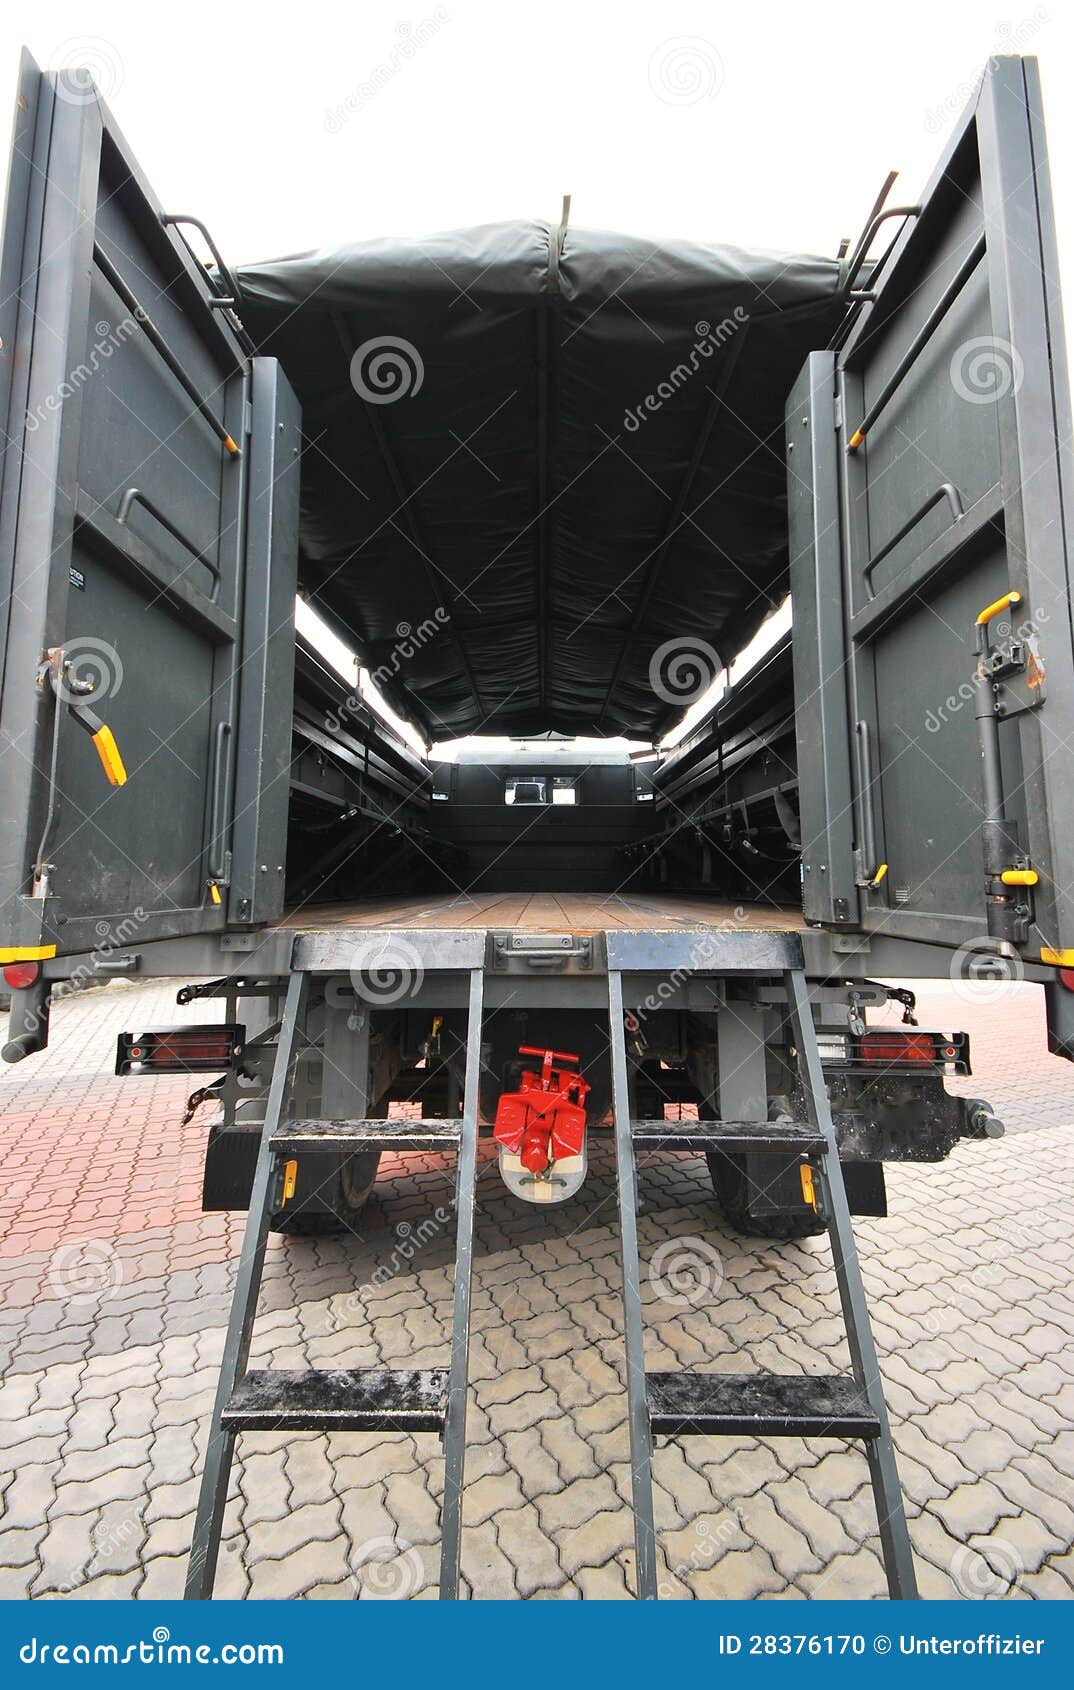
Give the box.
[0,53,299,961]
[790,56,1074,968]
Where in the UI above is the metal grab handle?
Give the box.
[863,482,964,597]
[93,242,240,457]
[847,233,987,451]
[208,721,232,882]
[117,488,222,602]
[854,719,883,888]
[162,214,242,309]
[842,204,923,296]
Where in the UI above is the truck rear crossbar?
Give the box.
[185,929,917,1600]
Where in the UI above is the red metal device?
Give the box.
[493,1045,590,1175]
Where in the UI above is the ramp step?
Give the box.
[647,1372,880,1438]
[222,1368,448,1433]
[273,1118,460,1154]
[631,1119,825,1155]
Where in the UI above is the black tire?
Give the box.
[271,1150,381,1237]
[706,1151,827,1241]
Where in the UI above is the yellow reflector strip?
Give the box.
[1041,947,1074,967]
[799,1163,817,1211]
[0,944,56,963]
[976,589,1021,626]
[91,724,127,786]
[1000,868,1038,887]
[281,1159,298,1203]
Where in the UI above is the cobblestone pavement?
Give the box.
[0,976,1072,1600]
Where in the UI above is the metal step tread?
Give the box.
[647,1371,880,1438]
[273,1118,461,1153]
[631,1119,826,1155]
[222,1368,448,1432]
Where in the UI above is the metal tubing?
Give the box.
[438,966,484,1599]
[93,242,239,455]
[863,483,964,594]
[184,969,308,1598]
[783,968,918,1600]
[607,968,658,1599]
[847,234,986,450]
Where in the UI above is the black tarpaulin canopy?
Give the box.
[237,222,843,742]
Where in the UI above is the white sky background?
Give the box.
[6,1,1071,751]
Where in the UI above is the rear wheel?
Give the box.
[271,1150,381,1237]
[707,1151,826,1241]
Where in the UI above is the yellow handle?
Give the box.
[870,862,888,888]
[799,1163,818,1212]
[91,724,127,786]
[281,1159,298,1204]
[999,868,1038,887]
[1041,946,1074,967]
[847,427,865,452]
[976,590,1021,627]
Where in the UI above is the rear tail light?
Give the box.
[846,1029,968,1073]
[3,961,41,990]
[116,1024,244,1075]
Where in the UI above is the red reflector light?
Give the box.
[857,1032,938,1064]
[116,1024,244,1075]
[3,961,40,990]
[1060,969,1074,992]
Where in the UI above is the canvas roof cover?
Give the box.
[237,222,843,741]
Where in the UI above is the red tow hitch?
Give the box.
[494,1046,590,1201]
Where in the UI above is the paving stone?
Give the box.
[689,1544,785,1599]
[493,1502,565,1597]
[556,1507,635,1577]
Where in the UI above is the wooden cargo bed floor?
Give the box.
[272,892,804,933]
